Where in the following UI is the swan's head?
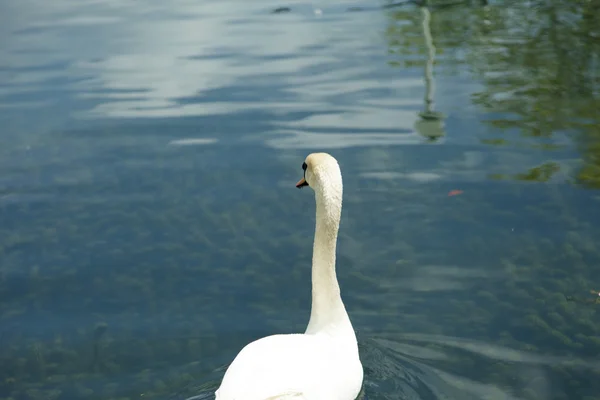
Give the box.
[295,153,342,194]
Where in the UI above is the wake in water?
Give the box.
[174,332,597,400]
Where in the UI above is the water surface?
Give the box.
[1,0,600,399]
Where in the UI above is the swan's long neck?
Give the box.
[305,183,352,335]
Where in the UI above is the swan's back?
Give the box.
[215,333,362,400]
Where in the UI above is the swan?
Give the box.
[215,153,363,400]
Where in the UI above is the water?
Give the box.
[1,0,599,399]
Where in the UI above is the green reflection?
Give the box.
[384,0,600,187]
[515,162,561,182]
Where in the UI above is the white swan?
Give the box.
[215,153,363,400]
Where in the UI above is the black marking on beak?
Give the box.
[296,162,309,188]
[296,178,308,188]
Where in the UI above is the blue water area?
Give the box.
[1,0,600,399]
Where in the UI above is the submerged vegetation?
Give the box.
[1,148,599,400]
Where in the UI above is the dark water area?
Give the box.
[1,0,600,399]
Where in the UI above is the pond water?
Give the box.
[1,0,600,399]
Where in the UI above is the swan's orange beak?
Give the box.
[296,177,308,188]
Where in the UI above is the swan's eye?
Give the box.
[302,162,307,171]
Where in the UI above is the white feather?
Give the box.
[215,153,363,400]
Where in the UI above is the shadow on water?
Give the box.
[1,0,600,399]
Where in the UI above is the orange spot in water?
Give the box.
[448,190,463,197]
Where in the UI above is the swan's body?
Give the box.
[215,153,363,400]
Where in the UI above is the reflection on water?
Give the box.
[1,0,600,399]
[414,6,446,143]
